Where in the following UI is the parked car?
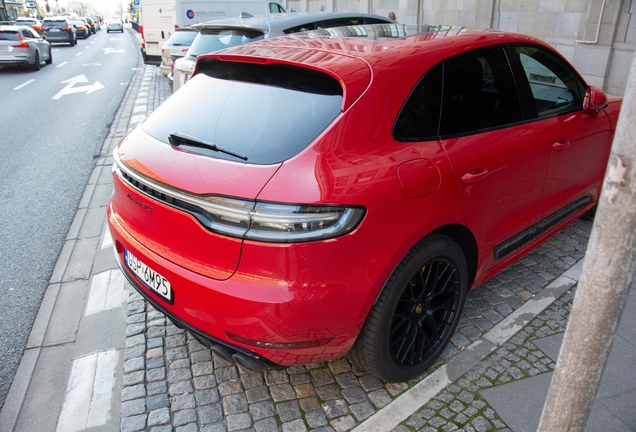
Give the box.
[41,17,76,46]
[83,16,96,33]
[14,17,42,34]
[159,27,198,77]
[107,24,621,382]
[172,12,394,91]
[69,18,90,39]
[0,25,52,70]
[106,18,124,33]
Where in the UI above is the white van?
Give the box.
[139,0,285,64]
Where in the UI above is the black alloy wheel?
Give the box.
[348,233,468,382]
[31,51,40,71]
[45,47,52,64]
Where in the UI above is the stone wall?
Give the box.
[284,0,635,97]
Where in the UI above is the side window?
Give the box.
[513,46,586,118]
[283,23,316,34]
[269,3,285,13]
[440,47,523,136]
[394,63,443,141]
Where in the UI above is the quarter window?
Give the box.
[512,46,586,118]
[440,47,523,136]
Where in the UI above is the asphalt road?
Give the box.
[0,26,139,410]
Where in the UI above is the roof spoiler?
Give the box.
[239,12,254,19]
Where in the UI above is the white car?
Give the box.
[106,19,124,33]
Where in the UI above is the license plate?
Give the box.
[147,42,158,50]
[0,46,8,51]
[49,28,60,32]
[124,249,173,302]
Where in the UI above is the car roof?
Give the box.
[43,17,70,21]
[0,25,34,31]
[198,24,550,111]
[193,12,393,34]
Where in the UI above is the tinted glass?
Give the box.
[394,63,443,141]
[43,20,68,28]
[167,31,197,46]
[440,47,523,136]
[0,31,19,41]
[142,62,343,165]
[513,46,585,118]
[189,29,264,57]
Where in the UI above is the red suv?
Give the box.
[108,24,621,381]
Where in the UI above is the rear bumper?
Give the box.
[0,55,34,66]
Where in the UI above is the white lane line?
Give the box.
[85,45,90,49]
[76,52,83,56]
[87,351,119,428]
[101,229,113,250]
[57,350,120,431]
[57,354,96,432]
[13,79,35,90]
[56,61,68,68]
[84,270,127,316]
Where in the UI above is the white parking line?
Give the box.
[56,61,68,68]
[76,52,83,56]
[84,270,127,316]
[13,79,35,90]
[56,350,120,432]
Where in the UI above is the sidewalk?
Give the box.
[1,29,634,431]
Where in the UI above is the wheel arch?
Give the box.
[432,224,478,289]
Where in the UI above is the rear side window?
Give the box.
[512,46,586,118]
[189,29,264,57]
[142,61,343,164]
[394,64,443,141]
[440,47,523,136]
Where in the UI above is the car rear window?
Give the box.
[0,31,19,40]
[141,60,343,165]
[16,20,36,25]
[188,29,264,57]
[167,30,198,46]
[43,20,68,27]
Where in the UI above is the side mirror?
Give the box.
[583,85,608,117]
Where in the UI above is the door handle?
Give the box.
[552,140,570,151]
[461,168,489,184]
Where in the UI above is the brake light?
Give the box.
[66,26,72,30]
[32,25,42,31]
[12,34,29,49]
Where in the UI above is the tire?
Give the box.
[582,205,597,220]
[30,51,41,71]
[348,233,468,382]
[69,38,74,46]
[107,30,110,33]
[45,47,52,64]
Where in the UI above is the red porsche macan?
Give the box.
[108,24,622,382]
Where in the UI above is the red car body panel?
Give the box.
[108,26,622,368]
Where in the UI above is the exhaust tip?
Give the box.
[232,353,267,372]
[210,344,236,364]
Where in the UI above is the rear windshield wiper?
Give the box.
[168,132,248,161]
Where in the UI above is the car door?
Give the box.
[439,46,550,272]
[21,28,41,57]
[508,45,612,217]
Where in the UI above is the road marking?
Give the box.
[13,79,35,90]
[57,350,120,432]
[85,45,90,49]
[53,74,104,99]
[103,47,125,54]
[85,270,127,316]
[76,52,83,56]
[56,61,68,68]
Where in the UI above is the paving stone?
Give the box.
[306,410,328,428]
[195,388,220,405]
[124,370,145,387]
[170,380,194,394]
[241,371,265,389]
[249,401,276,421]
[169,367,193,382]
[270,383,296,402]
[350,401,375,421]
[147,394,169,411]
[223,393,249,415]
[310,369,335,386]
[121,413,148,432]
[147,356,165,369]
[294,383,316,398]
[217,366,240,383]
[471,416,493,432]
[194,375,217,389]
[282,419,307,432]
[368,389,392,408]
[277,400,302,422]
[322,399,349,419]
[122,398,146,416]
[264,369,289,385]
[341,386,367,404]
[254,417,279,432]
[147,407,171,426]
[334,372,359,388]
[173,409,197,427]
[170,359,191,370]
[198,404,223,424]
[330,415,356,432]
[191,349,212,363]
[219,380,244,396]
[290,373,311,385]
[147,380,167,396]
[358,375,383,391]
[246,385,270,403]
[227,413,252,431]
[124,357,145,373]
[175,423,199,432]
[172,393,196,410]
[299,397,321,413]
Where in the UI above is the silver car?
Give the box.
[172,12,394,92]
[0,25,52,70]
[159,27,198,77]
[106,18,124,33]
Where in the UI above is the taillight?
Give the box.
[33,25,42,31]
[66,26,72,30]
[12,34,29,48]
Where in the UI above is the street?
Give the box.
[0,27,138,409]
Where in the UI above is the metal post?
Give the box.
[538,52,636,431]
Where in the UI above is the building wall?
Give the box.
[283,0,635,96]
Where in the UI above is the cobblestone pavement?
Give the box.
[115,62,595,432]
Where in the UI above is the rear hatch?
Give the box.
[115,45,370,279]
[0,30,20,54]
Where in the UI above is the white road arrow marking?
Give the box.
[52,74,105,99]
[102,47,125,54]
[108,38,123,41]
